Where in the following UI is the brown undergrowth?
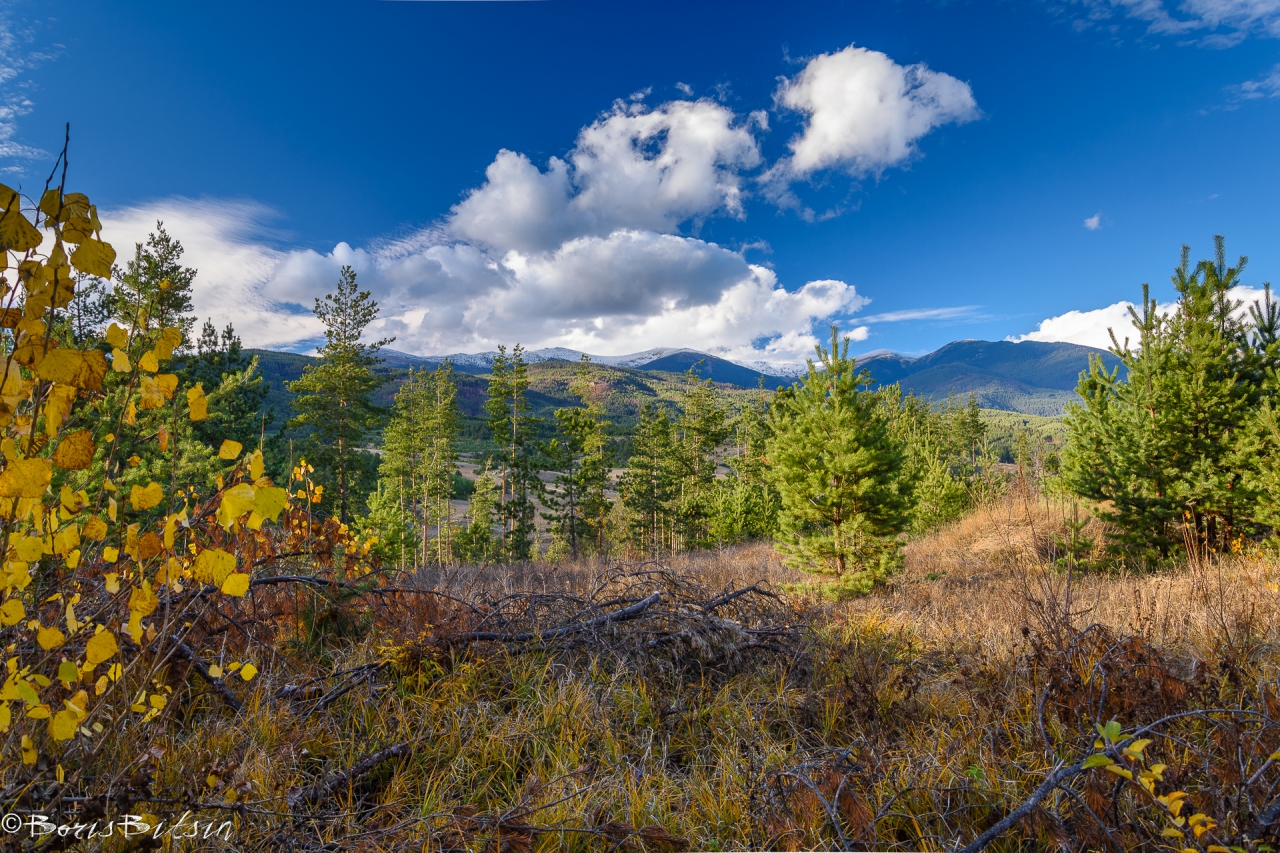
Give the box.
[12,494,1280,852]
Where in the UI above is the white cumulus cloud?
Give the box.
[450,98,761,255]
[1011,285,1271,350]
[94,72,977,366]
[1084,212,1102,230]
[764,45,978,198]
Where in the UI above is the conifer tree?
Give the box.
[669,370,732,550]
[110,223,197,346]
[545,356,613,559]
[88,226,225,498]
[378,370,426,566]
[1063,238,1270,559]
[376,363,458,566]
[484,345,541,561]
[454,464,499,564]
[708,386,779,544]
[619,404,675,555]
[766,326,914,596]
[422,363,459,565]
[186,320,270,451]
[287,266,392,523]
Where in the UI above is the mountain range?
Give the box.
[359,339,1120,417]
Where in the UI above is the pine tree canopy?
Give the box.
[766,326,914,596]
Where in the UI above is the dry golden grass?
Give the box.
[37,495,1280,852]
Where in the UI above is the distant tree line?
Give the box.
[97,227,1277,600]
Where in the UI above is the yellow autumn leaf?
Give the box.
[0,203,43,253]
[123,522,138,558]
[137,350,159,373]
[130,481,164,511]
[42,384,77,438]
[0,457,52,498]
[103,546,119,563]
[69,237,115,278]
[57,661,78,683]
[220,573,250,597]
[219,440,243,460]
[110,348,131,373]
[85,630,119,666]
[37,625,66,650]
[249,449,265,480]
[154,373,178,400]
[34,348,107,391]
[60,483,85,512]
[0,701,9,733]
[82,515,107,540]
[50,709,78,741]
[253,486,288,522]
[52,524,79,557]
[138,376,167,410]
[15,534,44,561]
[127,580,158,618]
[157,327,183,360]
[193,548,236,586]
[52,429,96,470]
[105,323,129,349]
[20,733,37,764]
[217,483,256,529]
[38,188,61,217]
[240,663,258,682]
[187,384,208,421]
[0,598,23,626]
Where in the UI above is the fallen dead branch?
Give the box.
[420,564,804,676]
[168,635,244,713]
[287,742,411,812]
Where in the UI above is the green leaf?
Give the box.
[1082,753,1114,769]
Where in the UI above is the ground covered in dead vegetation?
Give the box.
[14,491,1280,852]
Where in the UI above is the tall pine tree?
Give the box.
[287,266,392,522]
[484,345,542,561]
[1063,238,1271,559]
[544,356,612,559]
[766,326,914,596]
[619,404,675,555]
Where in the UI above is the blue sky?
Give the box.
[2,0,1279,365]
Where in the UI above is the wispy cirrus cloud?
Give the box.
[0,2,53,172]
[1061,0,1280,46]
[857,306,984,324]
[1233,62,1280,97]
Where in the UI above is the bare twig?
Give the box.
[287,742,411,811]
[168,636,244,713]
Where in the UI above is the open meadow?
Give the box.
[57,487,1272,852]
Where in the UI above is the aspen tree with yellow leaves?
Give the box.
[0,136,375,810]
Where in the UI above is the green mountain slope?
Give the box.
[858,340,1120,414]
